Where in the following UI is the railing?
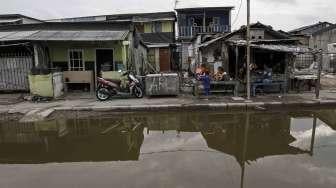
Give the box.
[179,25,230,38]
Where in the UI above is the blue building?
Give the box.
[176,7,232,39]
[175,2,234,71]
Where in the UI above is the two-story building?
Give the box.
[48,12,177,73]
[175,3,233,71]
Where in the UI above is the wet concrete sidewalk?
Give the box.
[1,90,336,122]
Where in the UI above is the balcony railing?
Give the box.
[179,25,230,38]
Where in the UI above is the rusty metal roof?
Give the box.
[0,30,129,41]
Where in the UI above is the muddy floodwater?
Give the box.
[0,109,336,188]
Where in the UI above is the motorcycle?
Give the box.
[96,71,144,101]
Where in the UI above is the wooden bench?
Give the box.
[290,75,317,93]
[194,80,240,97]
[251,81,285,96]
[63,71,94,93]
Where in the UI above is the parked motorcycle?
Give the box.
[96,71,144,101]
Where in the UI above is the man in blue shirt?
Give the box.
[199,70,211,97]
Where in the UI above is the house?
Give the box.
[309,25,336,73]
[175,1,234,70]
[0,21,147,92]
[0,14,42,26]
[190,22,301,75]
[47,12,177,73]
[289,22,333,46]
[289,22,336,73]
[188,22,312,93]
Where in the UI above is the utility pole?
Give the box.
[246,0,251,100]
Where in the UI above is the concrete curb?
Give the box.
[50,100,336,113]
[2,100,336,122]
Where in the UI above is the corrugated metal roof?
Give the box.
[228,40,311,53]
[0,18,22,24]
[0,30,129,41]
[0,31,17,39]
[47,12,176,23]
[4,30,39,41]
[197,35,227,48]
[255,44,311,53]
[140,32,174,44]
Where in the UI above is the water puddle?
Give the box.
[0,110,336,188]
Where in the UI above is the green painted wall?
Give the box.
[144,23,152,33]
[144,21,174,33]
[48,41,124,64]
[162,21,173,32]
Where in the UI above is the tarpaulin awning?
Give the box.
[0,30,129,41]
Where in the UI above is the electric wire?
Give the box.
[232,0,243,27]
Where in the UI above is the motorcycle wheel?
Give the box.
[96,87,111,101]
[133,86,144,98]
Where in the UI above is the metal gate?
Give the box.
[0,53,33,91]
[325,45,336,73]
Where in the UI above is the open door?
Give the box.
[96,49,114,77]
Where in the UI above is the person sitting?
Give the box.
[214,67,225,81]
[262,65,272,83]
[199,70,211,98]
[196,64,207,75]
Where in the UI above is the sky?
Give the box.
[1,0,335,31]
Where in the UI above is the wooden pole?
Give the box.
[310,115,317,156]
[315,51,322,99]
[33,44,39,68]
[203,9,206,33]
[235,46,239,79]
[246,0,251,100]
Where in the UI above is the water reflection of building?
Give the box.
[202,113,309,165]
[316,109,336,130]
[143,112,321,188]
[0,118,144,163]
[0,110,332,171]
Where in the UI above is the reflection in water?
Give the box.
[0,110,335,187]
[0,118,144,163]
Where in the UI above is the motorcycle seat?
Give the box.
[105,79,121,85]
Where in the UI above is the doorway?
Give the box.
[159,48,171,72]
[96,49,114,77]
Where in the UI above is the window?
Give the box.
[152,22,162,33]
[68,49,84,71]
[136,23,144,33]
[250,29,264,40]
[213,17,220,25]
[148,49,155,65]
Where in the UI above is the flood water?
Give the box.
[0,109,336,188]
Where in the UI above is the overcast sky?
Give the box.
[1,0,335,31]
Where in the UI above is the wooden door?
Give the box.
[159,48,171,72]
